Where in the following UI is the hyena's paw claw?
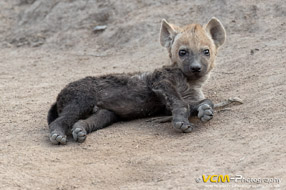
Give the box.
[198,104,214,122]
[50,133,67,145]
[72,126,87,143]
[173,120,193,133]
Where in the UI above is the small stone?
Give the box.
[93,25,107,32]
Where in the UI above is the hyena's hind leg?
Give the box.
[49,103,90,145]
[72,107,118,143]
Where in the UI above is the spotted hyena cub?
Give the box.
[48,17,226,145]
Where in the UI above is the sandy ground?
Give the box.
[0,0,286,189]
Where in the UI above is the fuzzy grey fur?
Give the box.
[48,18,226,145]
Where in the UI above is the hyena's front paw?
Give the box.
[198,104,214,122]
[50,131,67,145]
[173,119,194,133]
[72,122,87,143]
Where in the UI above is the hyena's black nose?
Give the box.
[190,65,202,72]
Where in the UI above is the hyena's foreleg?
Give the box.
[146,99,214,123]
[152,80,193,133]
[147,98,243,123]
[190,97,243,121]
[189,99,214,122]
[71,108,118,143]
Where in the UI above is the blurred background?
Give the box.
[1,0,284,52]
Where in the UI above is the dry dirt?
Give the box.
[0,0,285,189]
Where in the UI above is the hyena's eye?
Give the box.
[203,49,210,56]
[179,49,188,57]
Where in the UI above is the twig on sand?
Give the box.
[217,108,232,113]
[214,97,243,109]
[146,116,172,123]
[146,97,243,123]
[76,53,109,57]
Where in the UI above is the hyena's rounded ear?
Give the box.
[205,17,226,48]
[160,19,177,48]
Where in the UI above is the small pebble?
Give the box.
[93,25,107,32]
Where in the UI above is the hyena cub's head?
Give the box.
[160,17,226,79]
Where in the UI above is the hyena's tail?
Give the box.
[47,102,58,124]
